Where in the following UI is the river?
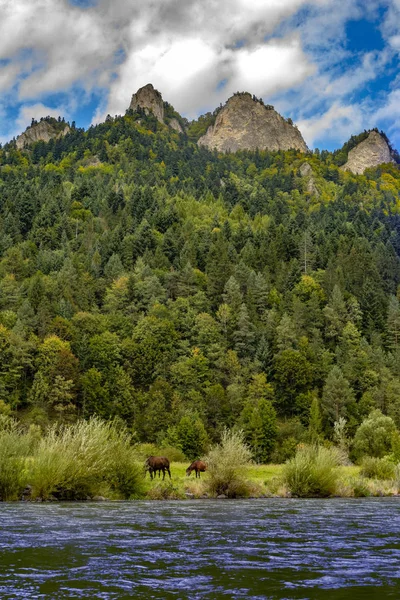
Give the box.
[0,498,399,599]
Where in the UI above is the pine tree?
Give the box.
[234,304,255,358]
[321,366,355,425]
[308,396,323,443]
[387,295,400,350]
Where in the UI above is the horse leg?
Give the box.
[162,468,166,481]
[167,467,171,479]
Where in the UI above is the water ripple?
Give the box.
[0,499,399,598]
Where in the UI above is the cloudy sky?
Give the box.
[0,0,399,150]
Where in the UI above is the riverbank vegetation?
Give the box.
[0,415,400,501]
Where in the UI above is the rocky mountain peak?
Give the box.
[16,119,70,149]
[341,131,396,174]
[197,92,308,153]
[129,83,165,124]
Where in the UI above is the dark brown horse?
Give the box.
[186,460,207,478]
[144,456,171,480]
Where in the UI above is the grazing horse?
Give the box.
[186,460,207,478]
[144,456,171,480]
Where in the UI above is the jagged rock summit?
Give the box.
[16,119,70,149]
[129,83,165,124]
[341,131,396,174]
[129,83,185,133]
[198,93,308,153]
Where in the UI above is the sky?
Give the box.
[0,0,399,151]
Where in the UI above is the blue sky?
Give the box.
[0,0,399,151]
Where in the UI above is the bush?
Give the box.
[283,445,339,497]
[0,419,31,500]
[352,478,371,497]
[352,410,397,460]
[163,413,209,460]
[360,457,396,480]
[203,429,252,498]
[146,480,185,500]
[29,418,143,500]
[135,443,186,463]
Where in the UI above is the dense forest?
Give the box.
[0,109,400,463]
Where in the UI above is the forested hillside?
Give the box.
[1,110,400,462]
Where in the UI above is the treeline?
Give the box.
[0,110,399,462]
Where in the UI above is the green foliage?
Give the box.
[0,109,399,448]
[204,429,253,497]
[28,418,143,500]
[164,413,209,459]
[0,418,32,500]
[283,445,340,497]
[352,410,397,460]
[240,393,277,463]
[308,397,323,443]
[360,457,396,480]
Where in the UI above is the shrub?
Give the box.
[271,418,305,463]
[352,478,371,498]
[0,419,31,500]
[29,418,143,500]
[135,443,185,463]
[203,429,252,498]
[164,413,209,460]
[146,481,185,500]
[283,445,339,497]
[352,410,397,460]
[360,457,396,480]
[158,446,186,463]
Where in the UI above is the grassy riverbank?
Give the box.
[1,418,399,502]
[142,462,400,500]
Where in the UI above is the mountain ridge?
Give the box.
[5,83,399,174]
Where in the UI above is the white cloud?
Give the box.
[297,102,364,147]
[229,37,315,97]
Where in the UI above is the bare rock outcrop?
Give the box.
[299,162,319,196]
[198,93,308,153]
[169,117,184,133]
[341,131,395,174]
[129,83,165,124]
[16,120,70,149]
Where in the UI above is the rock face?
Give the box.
[299,162,319,196]
[16,120,70,149]
[169,117,184,133]
[129,83,165,124]
[198,93,308,153]
[341,131,395,174]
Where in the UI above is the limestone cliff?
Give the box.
[341,131,395,174]
[299,162,319,196]
[169,117,184,133]
[16,120,70,149]
[129,84,165,124]
[129,84,187,135]
[198,93,308,153]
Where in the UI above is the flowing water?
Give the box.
[0,498,399,599]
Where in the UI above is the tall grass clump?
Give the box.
[0,417,32,501]
[283,445,340,497]
[204,429,252,498]
[360,457,396,480]
[29,418,144,500]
